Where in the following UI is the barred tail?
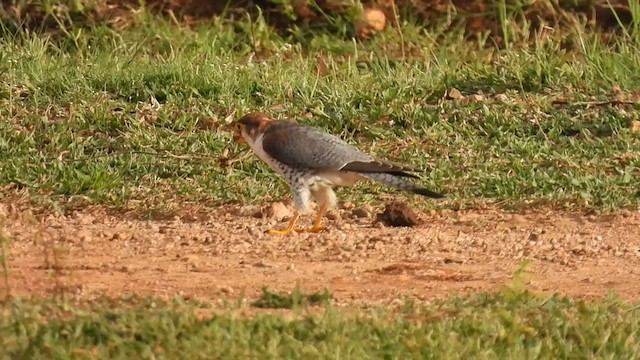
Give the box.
[362,173,444,199]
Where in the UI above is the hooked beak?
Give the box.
[232,124,246,144]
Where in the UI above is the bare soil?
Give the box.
[2,202,640,305]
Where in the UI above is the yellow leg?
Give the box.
[308,201,328,233]
[268,212,300,235]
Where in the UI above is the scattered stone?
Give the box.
[266,202,292,221]
[325,209,342,221]
[219,286,233,295]
[182,255,201,268]
[67,195,91,210]
[375,201,423,227]
[340,202,355,210]
[198,117,218,130]
[495,93,509,102]
[247,227,264,239]
[355,8,386,39]
[468,94,485,102]
[238,205,263,218]
[447,88,463,100]
[443,257,464,264]
[351,207,371,219]
[253,261,272,268]
[631,120,640,133]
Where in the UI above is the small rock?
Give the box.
[67,195,91,209]
[368,236,384,243]
[495,93,509,102]
[443,257,464,264]
[631,121,640,133]
[351,207,371,219]
[266,202,292,221]
[340,202,355,210]
[447,88,463,100]
[355,8,386,39]
[468,94,485,102]
[325,210,341,221]
[182,255,200,268]
[238,205,263,218]
[198,117,218,130]
[253,260,272,268]
[247,227,263,238]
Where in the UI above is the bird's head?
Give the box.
[232,112,274,145]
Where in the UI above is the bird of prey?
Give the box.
[232,112,444,235]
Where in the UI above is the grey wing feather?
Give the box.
[262,121,422,175]
[261,121,374,170]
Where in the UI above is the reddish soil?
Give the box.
[2,202,639,305]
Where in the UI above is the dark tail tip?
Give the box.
[413,187,445,199]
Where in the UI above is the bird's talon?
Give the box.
[307,226,327,233]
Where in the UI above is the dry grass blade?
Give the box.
[552,99,640,107]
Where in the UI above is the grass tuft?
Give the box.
[0,290,639,358]
[251,286,333,309]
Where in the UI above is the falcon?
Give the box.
[232,112,444,235]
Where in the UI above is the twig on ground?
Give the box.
[552,99,638,107]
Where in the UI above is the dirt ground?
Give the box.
[2,201,640,305]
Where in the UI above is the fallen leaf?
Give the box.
[315,53,330,77]
[224,111,236,124]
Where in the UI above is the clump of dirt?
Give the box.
[376,200,422,227]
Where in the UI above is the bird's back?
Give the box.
[261,121,373,171]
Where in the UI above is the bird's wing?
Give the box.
[261,121,421,175]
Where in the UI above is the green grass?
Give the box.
[1,290,639,358]
[1,13,640,214]
[252,286,333,309]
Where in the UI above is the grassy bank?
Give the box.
[1,289,639,358]
[1,13,639,215]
